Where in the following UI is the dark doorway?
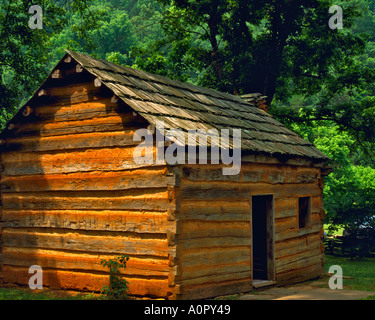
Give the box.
[251,195,274,281]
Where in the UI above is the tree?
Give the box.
[270,0,375,164]
[131,0,372,161]
[292,120,375,233]
[154,1,370,100]
[0,0,99,121]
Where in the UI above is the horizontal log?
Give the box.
[3,130,138,153]
[1,168,177,192]
[44,81,100,99]
[274,216,298,234]
[179,278,251,300]
[242,167,320,184]
[180,180,321,201]
[34,99,122,122]
[1,209,174,234]
[180,185,249,200]
[2,146,158,176]
[182,165,241,182]
[275,233,322,258]
[274,196,323,220]
[14,115,141,138]
[179,220,250,239]
[180,260,250,281]
[2,188,174,211]
[182,164,321,184]
[276,262,324,287]
[276,252,322,274]
[2,247,169,277]
[181,269,251,286]
[180,247,250,268]
[275,224,322,242]
[2,228,172,257]
[274,198,297,219]
[179,200,250,221]
[242,154,328,169]
[2,265,171,297]
[178,237,250,251]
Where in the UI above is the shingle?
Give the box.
[66,50,329,161]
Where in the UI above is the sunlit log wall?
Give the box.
[0,63,179,299]
[0,59,326,300]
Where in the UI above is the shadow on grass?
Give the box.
[0,286,103,300]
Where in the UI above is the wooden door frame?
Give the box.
[250,194,275,281]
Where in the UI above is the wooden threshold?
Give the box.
[252,280,276,289]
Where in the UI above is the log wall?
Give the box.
[0,64,178,298]
[173,163,325,299]
[0,60,326,300]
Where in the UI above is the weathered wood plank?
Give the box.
[181,270,251,286]
[276,252,322,274]
[275,216,298,234]
[2,188,173,211]
[2,228,172,257]
[178,237,250,250]
[180,259,250,281]
[1,168,176,192]
[178,278,251,300]
[34,99,123,122]
[276,262,324,286]
[14,115,141,137]
[3,130,138,153]
[179,200,250,221]
[1,209,174,234]
[43,81,101,99]
[179,220,250,239]
[180,180,321,200]
[275,233,322,258]
[275,223,322,242]
[2,265,171,297]
[274,198,297,219]
[182,165,241,182]
[2,247,169,277]
[1,146,157,176]
[241,163,320,184]
[180,247,250,268]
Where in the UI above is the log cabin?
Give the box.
[0,50,331,299]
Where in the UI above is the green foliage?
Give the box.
[0,0,65,112]
[1,0,374,237]
[292,120,375,232]
[100,254,130,300]
[153,1,374,102]
[0,0,101,126]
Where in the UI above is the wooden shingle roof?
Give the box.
[5,50,330,162]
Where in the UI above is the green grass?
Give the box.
[0,286,101,300]
[1,254,374,300]
[324,254,375,292]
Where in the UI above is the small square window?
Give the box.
[299,197,311,229]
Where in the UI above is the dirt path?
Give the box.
[238,278,374,300]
